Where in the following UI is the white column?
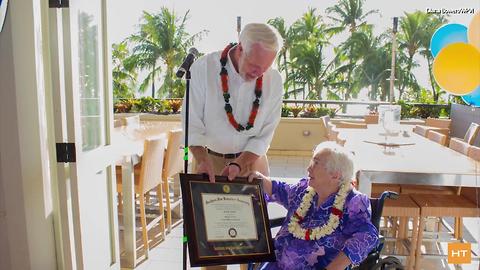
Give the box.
[0,0,57,269]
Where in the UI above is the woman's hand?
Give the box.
[324,251,352,270]
[248,171,266,182]
[248,171,272,196]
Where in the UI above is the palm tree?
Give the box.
[419,14,448,102]
[397,11,430,100]
[395,48,420,100]
[287,8,334,99]
[267,17,295,98]
[112,42,137,99]
[326,0,378,100]
[347,29,391,100]
[126,8,207,98]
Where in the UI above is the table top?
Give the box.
[112,124,169,163]
[337,125,479,176]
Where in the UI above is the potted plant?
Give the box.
[290,105,303,118]
[165,99,183,114]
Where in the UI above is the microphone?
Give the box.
[176,48,199,78]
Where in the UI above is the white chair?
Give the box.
[427,130,447,146]
[124,115,140,129]
[117,135,167,254]
[335,121,367,129]
[114,118,123,128]
[321,116,330,140]
[413,125,429,137]
[425,117,451,129]
[162,129,184,232]
[463,122,480,145]
[449,122,480,153]
[467,145,480,161]
[449,138,470,155]
[364,114,379,124]
[327,122,339,141]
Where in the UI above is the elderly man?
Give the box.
[182,23,283,183]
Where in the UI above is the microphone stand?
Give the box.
[182,69,191,270]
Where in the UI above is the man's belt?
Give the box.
[207,148,242,159]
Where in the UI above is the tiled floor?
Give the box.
[125,155,480,270]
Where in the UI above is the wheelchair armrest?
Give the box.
[352,235,385,270]
[269,217,286,228]
[380,191,399,201]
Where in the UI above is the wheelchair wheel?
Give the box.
[371,256,404,270]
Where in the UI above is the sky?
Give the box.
[107,0,479,100]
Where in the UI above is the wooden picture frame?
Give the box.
[180,173,275,267]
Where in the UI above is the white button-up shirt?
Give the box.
[181,48,283,156]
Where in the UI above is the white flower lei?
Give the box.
[288,182,350,240]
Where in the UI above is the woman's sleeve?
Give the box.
[264,180,295,208]
[341,193,379,266]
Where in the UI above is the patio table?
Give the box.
[336,125,480,196]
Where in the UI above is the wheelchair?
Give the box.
[248,191,404,270]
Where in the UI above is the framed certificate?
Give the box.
[180,173,276,267]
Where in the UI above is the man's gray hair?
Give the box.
[239,23,283,54]
[313,141,355,184]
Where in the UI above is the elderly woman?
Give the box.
[249,141,378,270]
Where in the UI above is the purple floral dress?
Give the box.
[260,178,378,270]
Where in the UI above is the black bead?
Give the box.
[246,124,253,130]
[220,67,228,75]
[223,93,230,102]
[220,58,227,66]
[253,99,260,106]
[224,103,232,113]
[255,90,262,98]
[237,124,245,131]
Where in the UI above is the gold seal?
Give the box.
[223,185,230,193]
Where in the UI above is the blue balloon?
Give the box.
[430,24,468,57]
[462,85,480,107]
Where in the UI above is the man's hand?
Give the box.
[196,158,215,183]
[221,162,241,181]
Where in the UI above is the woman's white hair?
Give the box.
[239,23,283,54]
[313,141,355,184]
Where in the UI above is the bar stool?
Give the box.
[372,193,420,270]
[364,114,379,124]
[426,130,447,146]
[410,194,480,270]
[449,122,480,153]
[335,121,367,129]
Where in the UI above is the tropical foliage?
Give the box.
[112,42,136,99]
[113,2,455,110]
[114,8,207,99]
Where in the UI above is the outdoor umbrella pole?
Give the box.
[182,69,191,270]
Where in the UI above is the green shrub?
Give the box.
[317,107,336,118]
[396,100,450,119]
[281,105,291,117]
[396,100,413,119]
[132,97,160,113]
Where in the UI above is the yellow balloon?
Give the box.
[433,43,480,95]
[468,12,480,50]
